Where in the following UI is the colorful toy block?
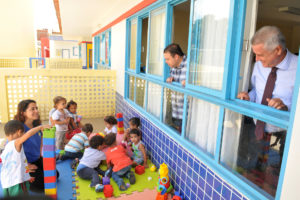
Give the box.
[103,184,113,198]
[43,127,57,199]
[116,113,124,134]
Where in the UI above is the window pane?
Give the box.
[147,82,162,118]
[135,78,146,108]
[148,6,166,76]
[105,31,110,65]
[130,19,137,70]
[185,97,219,155]
[128,75,135,101]
[163,88,184,134]
[189,0,230,90]
[220,109,286,197]
[100,35,105,64]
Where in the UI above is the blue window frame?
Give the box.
[124,0,300,199]
[94,29,111,69]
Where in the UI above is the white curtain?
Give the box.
[185,0,230,154]
[130,19,137,70]
[220,110,242,168]
[147,82,162,118]
[148,6,166,76]
[186,97,220,155]
[189,0,230,90]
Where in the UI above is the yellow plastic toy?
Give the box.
[150,164,157,172]
[159,163,169,179]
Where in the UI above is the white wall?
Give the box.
[281,87,300,199]
[81,43,87,67]
[49,40,79,59]
[0,0,35,57]
[111,20,127,96]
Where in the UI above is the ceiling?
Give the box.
[59,0,142,41]
[258,0,300,25]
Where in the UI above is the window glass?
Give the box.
[185,96,219,155]
[163,88,184,134]
[130,19,138,70]
[128,76,135,101]
[147,82,162,118]
[189,0,230,90]
[105,31,110,65]
[135,77,146,108]
[148,6,166,76]
[220,109,286,197]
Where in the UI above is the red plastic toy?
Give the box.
[156,192,168,200]
[135,165,145,175]
[103,184,113,198]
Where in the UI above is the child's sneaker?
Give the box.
[129,171,136,184]
[71,158,78,169]
[119,182,127,191]
[95,184,104,192]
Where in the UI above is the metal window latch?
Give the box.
[243,40,250,52]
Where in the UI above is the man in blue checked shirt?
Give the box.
[164,43,187,133]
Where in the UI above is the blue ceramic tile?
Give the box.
[233,189,242,197]
[213,191,221,200]
[197,188,204,199]
[188,156,194,167]
[200,166,207,179]
[205,184,212,197]
[208,168,215,176]
[182,150,188,162]
[190,191,196,200]
[206,172,214,186]
[191,181,198,193]
[214,178,222,193]
[232,192,242,200]
[199,177,205,190]
[204,194,211,200]
[185,185,191,198]
[192,170,198,183]
[187,166,193,177]
[222,185,231,199]
[193,160,200,173]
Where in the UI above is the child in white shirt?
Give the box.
[76,135,106,192]
[103,116,117,135]
[51,96,70,150]
[1,120,50,197]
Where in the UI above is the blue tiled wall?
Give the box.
[116,92,248,200]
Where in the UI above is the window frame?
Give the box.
[94,29,111,69]
[124,0,300,199]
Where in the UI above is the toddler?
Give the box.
[76,135,106,192]
[104,133,136,191]
[59,123,93,162]
[124,117,141,142]
[129,129,147,168]
[67,100,82,129]
[1,120,49,197]
[52,96,70,150]
[103,116,117,135]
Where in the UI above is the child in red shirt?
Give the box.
[104,133,136,191]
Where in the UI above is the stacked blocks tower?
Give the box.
[116,113,124,134]
[43,127,57,199]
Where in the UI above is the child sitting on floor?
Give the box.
[76,135,106,192]
[129,129,148,168]
[104,133,136,191]
[103,116,117,135]
[59,123,93,163]
[51,96,71,150]
[1,120,50,197]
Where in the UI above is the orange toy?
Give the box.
[156,192,168,200]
